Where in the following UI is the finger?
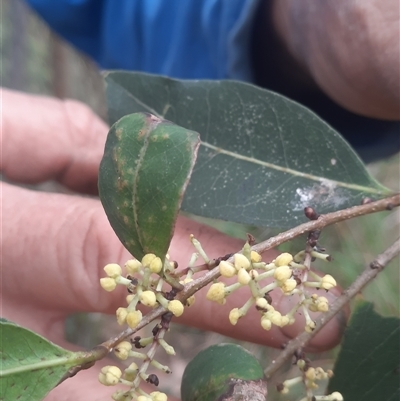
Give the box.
[3,182,344,350]
[1,88,108,194]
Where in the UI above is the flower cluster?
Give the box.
[99,235,341,401]
[99,253,191,401]
[206,243,337,333]
[277,356,343,401]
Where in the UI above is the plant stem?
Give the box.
[61,194,399,382]
[263,237,400,379]
[252,193,400,255]
[178,194,400,301]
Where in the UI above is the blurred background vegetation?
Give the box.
[2,0,399,399]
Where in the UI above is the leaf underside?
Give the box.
[105,71,391,229]
[0,321,85,401]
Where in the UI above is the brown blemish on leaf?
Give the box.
[115,128,123,139]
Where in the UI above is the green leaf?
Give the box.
[105,71,391,228]
[0,321,92,401]
[99,112,200,260]
[181,343,266,401]
[328,301,400,400]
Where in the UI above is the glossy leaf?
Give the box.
[105,71,391,228]
[328,301,400,400]
[0,321,90,401]
[99,112,200,260]
[181,343,266,401]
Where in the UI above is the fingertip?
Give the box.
[276,286,349,352]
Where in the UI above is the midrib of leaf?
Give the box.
[132,124,151,252]
[109,78,390,195]
[0,356,74,377]
[201,142,388,194]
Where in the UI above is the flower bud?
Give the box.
[321,274,337,290]
[305,320,316,333]
[234,253,251,271]
[149,256,163,273]
[150,392,168,401]
[250,251,262,263]
[316,296,329,312]
[141,253,157,267]
[186,295,195,307]
[274,265,292,282]
[126,294,135,304]
[126,310,142,328]
[281,278,297,293]
[100,277,117,292]
[274,252,293,267]
[269,310,283,326]
[206,282,226,303]
[237,268,251,285]
[329,392,344,401]
[256,297,269,310]
[229,308,242,325]
[125,258,142,274]
[168,300,184,317]
[140,290,157,307]
[98,366,122,386]
[261,316,272,331]
[123,362,139,381]
[219,260,236,278]
[104,263,122,278]
[137,396,151,401]
[116,307,128,325]
[114,341,132,360]
[305,367,316,381]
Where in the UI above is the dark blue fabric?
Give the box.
[26,0,259,80]
[26,0,399,161]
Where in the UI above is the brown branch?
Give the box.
[252,193,400,255]
[62,194,399,381]
[179,193,400,301]
[264,237,400,379]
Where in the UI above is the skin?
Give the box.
[272,0,400,120]
[1,89,346,400]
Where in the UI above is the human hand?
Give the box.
[1,88,346,401]
[271,0,399,120]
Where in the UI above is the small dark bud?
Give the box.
[304,207,320,220]
[264,292,273,304]
[164,289,177,301]
[386,203,394,211]
[246,233,256,245]
[294,276,302,286]
[146,373,159,386]
[126,275,138,286]
[132,336,146,349]
[370,261,383,270]
[215,253,234,266]
[326,255,333,262]
[161,312,173,329]
[152,324,161,337]
[255,304,268,312]
[276,383,285,392]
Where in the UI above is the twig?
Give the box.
[264,237,400,379]
[61,194,399,381]
[252,193,400,255]
[180,194,400,300]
